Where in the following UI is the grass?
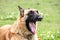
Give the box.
[0,0,60,40]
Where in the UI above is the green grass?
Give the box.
[0,0,60,40]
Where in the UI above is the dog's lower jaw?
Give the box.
[27,34,38,40]
[32,34,38,40]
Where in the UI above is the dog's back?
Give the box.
[0,25,28,40]
[0,25,11,40]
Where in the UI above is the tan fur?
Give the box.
[0,8,38,40]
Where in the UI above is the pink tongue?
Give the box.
[29,22,36,34]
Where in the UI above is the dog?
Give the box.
[0,6,43,40]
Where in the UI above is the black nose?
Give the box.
[37,15,43,21]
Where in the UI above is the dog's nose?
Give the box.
[37,15,43,21]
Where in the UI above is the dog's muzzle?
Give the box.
[37,15,43,21]
[34,14,43,21]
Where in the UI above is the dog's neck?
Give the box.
[10,16,33,39]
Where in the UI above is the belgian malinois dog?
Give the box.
[0,6,43,40]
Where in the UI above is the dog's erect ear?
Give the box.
[18,6,24,17]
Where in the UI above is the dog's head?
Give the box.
[18,6,43,34]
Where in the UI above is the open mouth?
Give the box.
[29,21,36,34]
[26,10,43,34]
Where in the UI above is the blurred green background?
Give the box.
[0,0,60,40]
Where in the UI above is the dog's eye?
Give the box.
[28,11,34,15]
[29,11,34,14]
[36,11,39,13]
